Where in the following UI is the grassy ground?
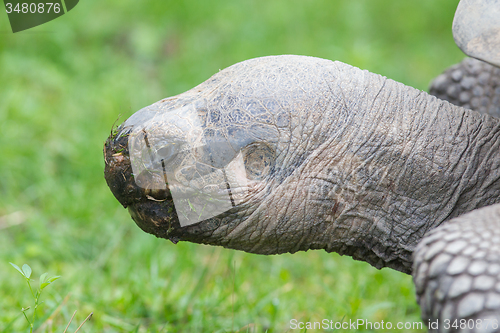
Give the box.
[0,0,463,332]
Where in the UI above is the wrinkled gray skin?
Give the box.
[104,55,500,332]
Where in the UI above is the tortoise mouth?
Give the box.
[103,128,181,241]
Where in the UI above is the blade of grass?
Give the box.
[62,310,76,333]
[74,312,93,333]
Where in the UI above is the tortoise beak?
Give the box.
[103,129,181,242]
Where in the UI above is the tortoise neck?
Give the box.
[298,73,500,273]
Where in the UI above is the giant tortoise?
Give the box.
[104,0,500,331]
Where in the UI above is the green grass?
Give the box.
[0,0,463,331]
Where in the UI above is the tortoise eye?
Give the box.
[243,143,276,180]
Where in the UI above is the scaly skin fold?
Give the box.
[413,204,500,332]
[104,56,500,275]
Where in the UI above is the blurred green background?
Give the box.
[0,0,463,332]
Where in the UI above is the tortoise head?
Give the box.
[453,0,500,67]
[104,81,277,243]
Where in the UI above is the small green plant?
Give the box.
[10,262,60,333]
[8,263,93,332]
